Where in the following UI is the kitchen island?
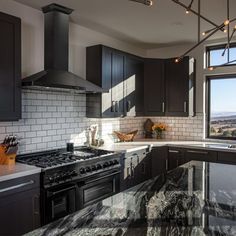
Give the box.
[25,160,236,236]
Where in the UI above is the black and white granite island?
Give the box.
[25,161,236,236]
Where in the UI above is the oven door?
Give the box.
[78,170,120,209]
[44,184,77,224]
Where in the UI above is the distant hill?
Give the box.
[211,115,236,121]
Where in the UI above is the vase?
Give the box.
[155,132,162,139]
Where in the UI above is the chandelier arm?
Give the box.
[171,0,224,32]
[222,28,236,57]
[177,23,225,60]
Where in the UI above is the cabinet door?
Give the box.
[168,148,186,171]
[165,57,189,117]
[151,146,168,178]
[185,149,217,162]
[112,52,125,117]
[124,56,144,116]
[0,12,21,121]
[101,47,114,117]
[144,59,165,116]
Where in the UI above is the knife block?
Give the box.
[0,145,16,165]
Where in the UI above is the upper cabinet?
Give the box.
[86,45,144,118]
[144,59,165,116]
[165,57,195,117]
[0,12,21,121]
[86,44,195,118]
[144,56,195,117]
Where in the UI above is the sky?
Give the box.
[210,48,236,116]
[211,78,236,115]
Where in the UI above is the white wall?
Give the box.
[146,38,236,114]
[0,0,146,79]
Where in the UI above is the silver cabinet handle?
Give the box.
[0,180,34,193]
[187,150,209,155]
[115,101,119,112]
[165,159,168,170]
[127,100,131,112]
[162,102,165,113]
[184,101,187,113]
[111,101,116,112]
[169,150,180,153]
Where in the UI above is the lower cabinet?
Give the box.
[168,147,187,171]
[120,148,151,191]
[185,149,217,162]
[217,152,236,165]
[151,146,168,178]
[0,174,40,236]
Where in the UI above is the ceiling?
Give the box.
[14,0,236,49]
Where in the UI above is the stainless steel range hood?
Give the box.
[22,3,106,93]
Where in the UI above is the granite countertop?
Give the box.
[0,163,41,182]
[26,160,236,236]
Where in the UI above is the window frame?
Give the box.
[206,43,236,68]
[206,74,236,140]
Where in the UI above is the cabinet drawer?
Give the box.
[218,152,236,165]
[185,149,217,162]
[0,174,40,198]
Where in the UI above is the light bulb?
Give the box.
[224,29,227,33]
[234,25,236,30]
[209,67,214,71]
[175,58,179,63]
[186,9,190,14]
[202,32,206,36]
[224,19,230,26]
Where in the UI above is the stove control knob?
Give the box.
[91,165,96,171]
[71,170,78,176]
[96,164,102,170]
[103,162,109,168]
[48,176,54,183]
[109,161,114,166]
[80,168,86,174]
[114,160,119,165]
[86,167,91,172]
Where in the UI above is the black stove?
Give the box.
[17,146,121,225]
[17,147,114,169]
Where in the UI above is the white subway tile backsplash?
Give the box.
[0,89,204,154]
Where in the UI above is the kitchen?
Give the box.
[1,0,236,235]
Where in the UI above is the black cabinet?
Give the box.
[144,57,195,117]
[120,148,151,191]
[0,12,21,121]
[185,149,217,162]
[165,57,195,117]
[216,151,236,164]
[0,174,40,236]
[124,55,144,116]
[144,59,165,116]
[151,146,168,178]
[168,148,187,171]
[86,45,144,118]
[86,45,125,118]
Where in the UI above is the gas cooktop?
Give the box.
[17,146,114,169]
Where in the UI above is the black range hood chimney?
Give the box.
[22,3,105,93]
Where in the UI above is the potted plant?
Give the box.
[152,123,167,139]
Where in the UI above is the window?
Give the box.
[206,43,236,67]
[207,75,236,139]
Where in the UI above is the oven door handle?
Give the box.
[48,185,76,197]
[85,171,121,185]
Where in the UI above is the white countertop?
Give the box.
[0,163,41,183]
[101,139,236,153]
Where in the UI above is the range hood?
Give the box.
[22,4,105,93]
